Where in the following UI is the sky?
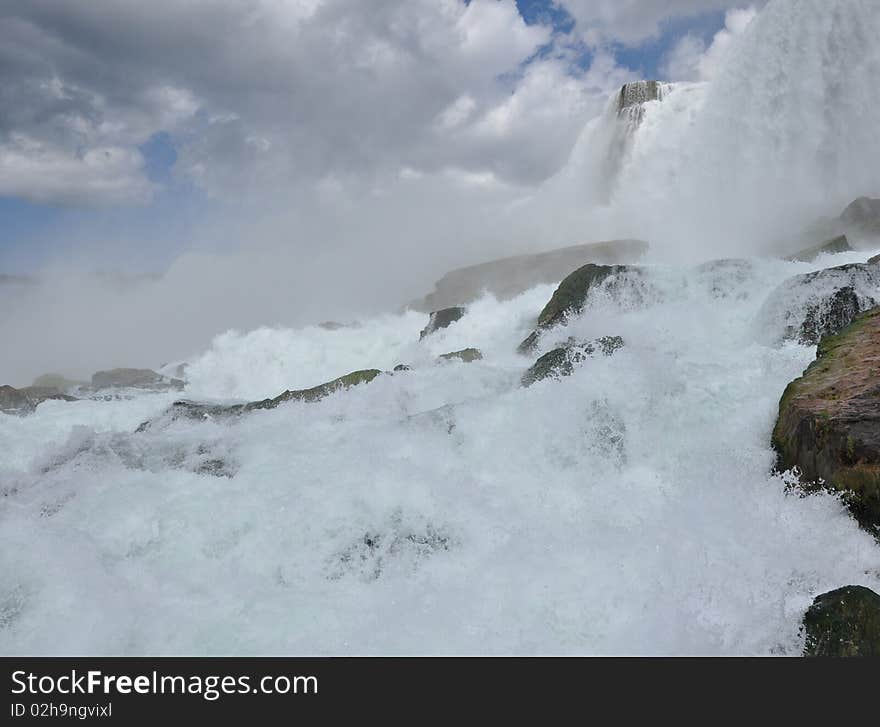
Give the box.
[0,0,762,274]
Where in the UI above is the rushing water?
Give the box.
[3,0,880,655]
[2,250,880,655]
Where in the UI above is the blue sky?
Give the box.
[0,0,732,274]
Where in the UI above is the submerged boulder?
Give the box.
[786,234,853,262]
[522,336,624,387]
[694,258,756,299]
[772,307,880,533]
[518,264,636,353]
[437,348,482,363]
[92,368,184,391]
[0,385,77,415]
[802,585,880,656]
[419,306,466,340]
[758,262,879,345]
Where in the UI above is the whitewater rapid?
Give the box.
[2,250,880,654]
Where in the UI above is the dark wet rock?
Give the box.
[618,80,663,111]
[786,234,853,262]
[0,385,77,415]
[868,253,880,266]
[31,373,86,391]
[802,585,880,656]
[393,364,411,372]
[618,80,663,114]
[412,239,648,311]
[419,306,466,340]
[522,336,624,387]
[92,368,184,391]
[798,286,868,346]
[518,264,637,353]
[772,307,880,534]
[137,369,384,431]
[437,348,482,363]
[758,262,880,345]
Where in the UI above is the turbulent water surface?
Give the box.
[3,250,880,655]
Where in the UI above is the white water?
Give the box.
[3,0,880,655]
[3,249,880,655]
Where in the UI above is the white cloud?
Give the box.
[0,134,154,205]
[0,1,759,208]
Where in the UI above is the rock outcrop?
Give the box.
[31,373,85,391]
[618,80,663,113]
[802,585,880,656]
[522,336,624,387]
[419,306,466,340]
[518,264,636,353]
[786,234,853,262]
[840,197,880,238]
[412,239,648,312]
[799,196,880,248]
[92,368,184,391]
[437,348,482,363]
[0,385,77,415]
[138,369,384,430]
[772,307,880,534]
[272,369,383,405]
[757,262,879,345]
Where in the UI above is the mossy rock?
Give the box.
[269,369,383,406]
[437,348,482,363]
[522,336,624,387]
[772,306,880,534]
[137,369,384,431]
[420,307,466,340]
[803,585,880,656]
[518,264,630,353]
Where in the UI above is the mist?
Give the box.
[3,0,879,387]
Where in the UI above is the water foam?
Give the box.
[2,252,880,654]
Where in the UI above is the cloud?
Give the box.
[0,135,154,205]
[1,1,762,208]
[0,0,574,205]
[660,5,759,81]
[558,0,763,45]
